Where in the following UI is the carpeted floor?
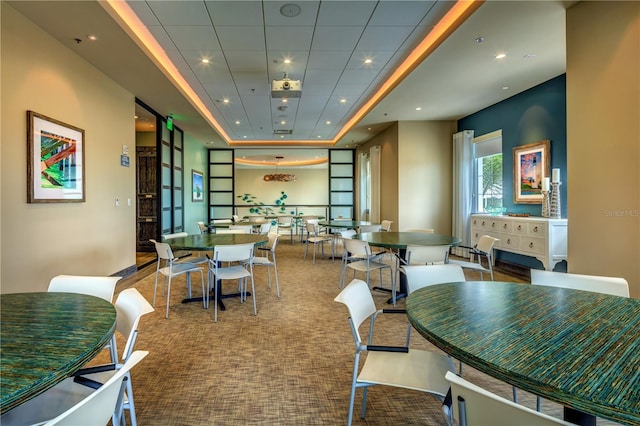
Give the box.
[102,240,616,425]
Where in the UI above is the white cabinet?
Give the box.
[470,214,567,271]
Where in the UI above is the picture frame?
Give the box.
[27,111,85,203]
[513,140,550,204]
[192,169,204,202]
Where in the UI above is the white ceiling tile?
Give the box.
[263,1,319,26]
[224,52,268,73]
[311,26,364,51]
[316,1,376,26]
[126,1,159,26]
[164,26,221,51]
[307,51,352,70]
[356,26,415,51]
[265,26,314,51]
[216,26,265,51]
[146,1,211,26]
[369,1,435,26]
[205,1,263,26]
[346,51,396,70]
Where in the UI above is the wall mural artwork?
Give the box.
[27,111,85,203]
[192,169,204,202]
[513,140,550,204]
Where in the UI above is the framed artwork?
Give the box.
[192,169,204,202]
[27,111,85,203]
[513,140,550,204]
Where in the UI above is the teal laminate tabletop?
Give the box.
[0,292,116,414]
[406,281,640,425]
[353,231,461,249]
[318,220,375,229]
[166,233,267,252]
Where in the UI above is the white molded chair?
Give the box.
[215,229,245,234]
[72,288,154,426]
[359,224,381,233]
[197,221,208,234]
[304,222,334,264]
[341,238,394,302]
[48,274,120,303]
[257,223,271,235]
[151,239,205,318]
[404,228,435,233]
[209,243,255,322]
[444,371,572,426]
[252,232,281,298]
[530,270,630,297]
[405,245,451,265]
[48,275,121,363]
[162,232,208,266]
[522,269,630,410]
[380,220,393,231]
[335,279,455,426]
[0,351,149,426]
[229,224,253,234]
[448,235,499,280]
[277,216,295,243]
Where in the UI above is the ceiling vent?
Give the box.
[273,129,293,135]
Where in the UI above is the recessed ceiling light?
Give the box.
[223,98,230,104]
[280,3,301,17]
[280,135,285,138]
[367,127,372,131]
[416,107,422,111]
[201,58,210,64]
[282,99,288,103]
[283,58,291,64]
[87,34,98,41]
[364,58,373,64]
[280,120,286,125]
[495,53,507,59]
[243,136,247,138]
[317,135,322,138]
[326,121,331,125]
[235,120,240,125]
[502,86,510,90]
[340,98,347,104]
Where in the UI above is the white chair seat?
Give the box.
[359,349,454,395]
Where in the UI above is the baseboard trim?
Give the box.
[495,259,530,281]
[112,264,137,278]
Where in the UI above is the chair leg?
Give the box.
[273,261,280,298]
[165,277,172,319]
[125,373,137,426]
[214,277,219,322]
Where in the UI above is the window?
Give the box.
[473,131,503,213]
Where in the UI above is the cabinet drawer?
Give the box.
[500,235,520,251]
[471,217,502,231]
[520,237,546,255]
[527,222,547,236]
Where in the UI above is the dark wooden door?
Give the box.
[136,146,157,251]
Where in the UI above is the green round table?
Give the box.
[407,281,640,425]
[0,292,116,414]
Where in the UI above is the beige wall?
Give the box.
[1,3,136,293]
[235,168,328,207]
[566,1,640,297]
[398,121,456,233]
[358,123,399,229]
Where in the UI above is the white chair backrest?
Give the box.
[381,220,393,231]
[278,216,293,225]
[334,279,377,344]
[265,232,279,251]
[161,232,188,241]
[405,245,450,265]
[44,351,149,426]
[402,265,465,295]
[359,224,381,233]
[476,235,499,254]
[152,240,175,261]
[445,371,571,426]
[340,229,357,239]
[215,229,245,234]
[214,243,254,263]
[232,215,239,222]
[343,238,372,257]
[48,275,121,302]
[403,228,435,233]
[114,288,154,361]
[531,270,630,298]
[197,221,207,234]
[248,216,265,222]
[259,223,271,234]
[213,219,233,224]
[229,224,252,233]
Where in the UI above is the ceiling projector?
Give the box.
[271,75,302,98]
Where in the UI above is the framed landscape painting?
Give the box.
[27,111,85,203]
[513,140,550,204]
[192,169,204,202]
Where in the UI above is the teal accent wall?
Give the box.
[458,74,567,270]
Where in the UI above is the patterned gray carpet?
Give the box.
[101,240,612,425]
